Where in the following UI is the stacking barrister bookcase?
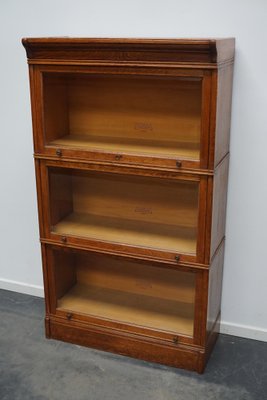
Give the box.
[22,38,235,373]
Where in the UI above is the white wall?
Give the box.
[1,0,267,341]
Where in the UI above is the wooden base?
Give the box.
[46,316,209,373]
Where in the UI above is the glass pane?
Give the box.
[49,168,199,255]
[52,249,196,336]
[43,73,202,160]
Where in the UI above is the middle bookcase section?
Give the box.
[42,162,206,263]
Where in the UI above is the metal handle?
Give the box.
[173,336,179,344]
[56,149,62,157]
[61,236,67,243]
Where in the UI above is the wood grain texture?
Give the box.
[199,72,212,169]
[40,243,51,315]
[214,64,234,166]
[49,168,73,226]
[53,250,77,299]
[75,253,195,303]
[41,158,203,180]
[210,155,229,258]
[23,37,235,373]
[38,159,208,263]
[48,317,205,372]
[22,37,235,66]
[203,155,229,263]
[206,242,225,335]
[46,245,200,345]
[63,75,200,143]
[43,75,69,143]
[36,149,208,174]
[193,269,209,346]
[51,134,200,160]
[43,73,201,164]
[25,40,234,172]
[58,283,195,336]
[42,239,210,270]
[53,212,197,254]
[47,165,202,257]
[70,171,199,228]
[208,64,234,168]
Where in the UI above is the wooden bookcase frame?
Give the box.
[23,37,235,373]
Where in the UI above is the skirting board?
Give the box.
[0,278,44,298]
[0,278,266,343]
[220,320,267,343]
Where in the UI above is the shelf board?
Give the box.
[50,134,200,159]
[52,212,197,254]
[58,283,194,335]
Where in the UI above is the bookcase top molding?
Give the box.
[22,37,235,66]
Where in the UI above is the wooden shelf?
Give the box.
[58,283,194,336]
[50,134,200,160]
[53,212,197,254]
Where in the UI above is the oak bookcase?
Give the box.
[22,37,234,373]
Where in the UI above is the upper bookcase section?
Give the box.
[22,38,235,172]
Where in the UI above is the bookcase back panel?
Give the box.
[76,253,195,303]
[43,73,202,160]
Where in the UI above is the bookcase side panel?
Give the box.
[210,156,229,258]
[208,64,234,169]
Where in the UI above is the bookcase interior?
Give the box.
[43,73,202,160]
[53,249,196,336]
[49,168,199,254]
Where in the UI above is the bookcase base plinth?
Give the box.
[45,316,219,374]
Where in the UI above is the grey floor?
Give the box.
[0,289,266,400]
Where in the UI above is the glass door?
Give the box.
[43,164,204,262]
[49,247,197,340]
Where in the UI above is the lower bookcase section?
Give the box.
[43,244,223,372]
